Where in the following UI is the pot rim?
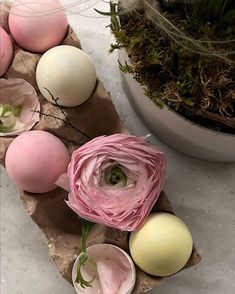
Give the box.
[118,49,235,139]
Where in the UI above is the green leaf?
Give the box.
[94,8,115,16]
[95,1,120,33]
[94,1,118,16]
[118,60,133,73]
[0,104,23,133]
[0,111,16,131]
[182,97,195,107]
[0,125,13,133]
[0,104,12,117]
[0,104,22,118]
[222,10,235,23]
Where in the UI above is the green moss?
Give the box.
[109,4,235,133]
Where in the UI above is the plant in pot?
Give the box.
[97,0,235,162]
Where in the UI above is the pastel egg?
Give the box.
[8,0,68,53]
[129,213,193,277]
[36,45,97,107]
[0,27,14,76]
[5,130,70,193]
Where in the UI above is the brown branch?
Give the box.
[183,105,235,129]
[31,110,86,146]
[44,88,92,140]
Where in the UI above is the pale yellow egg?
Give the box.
[129,212,193,276]
[36,45,96,107]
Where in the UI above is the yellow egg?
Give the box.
[36,45,97,107]
[129,213,193,276]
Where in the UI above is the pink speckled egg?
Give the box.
[0,27,14,76]
[8,0,68,53]
[5,130,70,193]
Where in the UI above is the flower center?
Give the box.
[104,165,127,186]
[0,104,22,132]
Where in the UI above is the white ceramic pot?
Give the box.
[72,244,136,294]
[118,49,235,162]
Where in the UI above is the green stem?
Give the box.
[75,220,95,289]
[81,219,93,253]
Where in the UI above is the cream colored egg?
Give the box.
[36,45,96,107]
[129,213,193,277]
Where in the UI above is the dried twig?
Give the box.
[31,110,83,146]
[183,105,235,129]
[44,88,92,140]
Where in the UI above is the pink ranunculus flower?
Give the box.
[63,134,166,231]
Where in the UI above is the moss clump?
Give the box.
[109,1,235,133]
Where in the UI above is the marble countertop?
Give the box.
[1,1,235,293]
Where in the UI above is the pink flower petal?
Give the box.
[97,257,131,294]
[55,173,70,192]
[0,78,40,136]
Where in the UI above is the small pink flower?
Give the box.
[63,134,166,231]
